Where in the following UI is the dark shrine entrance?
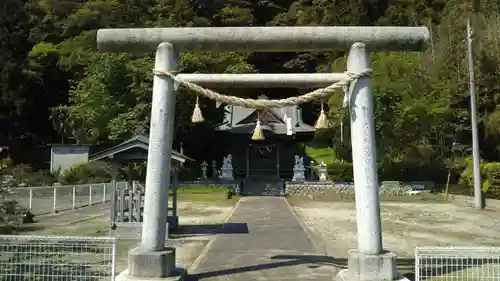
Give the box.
[247,143,279,179]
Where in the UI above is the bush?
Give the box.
[58,161,114,185]
[458,158,483,187]
[459,159,500,199]
[378,159,448,182]
[6,164,56,187]
[483,162,500,198]
[327,162,353,181]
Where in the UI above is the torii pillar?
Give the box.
[97,26,429,281]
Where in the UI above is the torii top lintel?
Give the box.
[96,26,429,53]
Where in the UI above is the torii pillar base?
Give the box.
[336,250,409,281]
[116,269,186,281]
[115,247,186,281]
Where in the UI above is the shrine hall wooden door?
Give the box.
[247,143,279,179]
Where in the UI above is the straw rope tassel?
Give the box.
[191,95,204,123]
[314,103,331,129]
[251,112,265,141]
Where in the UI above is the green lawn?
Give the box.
[172,186,240,203]
[176,186,230,194]
[305,145,335,165]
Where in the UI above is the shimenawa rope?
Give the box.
[153,69,371,140]
[153,69,371,109]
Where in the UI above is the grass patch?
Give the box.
[174,186,237,202]
[171,196,240,205]
[176,186,230,195]
[305,145,335,165]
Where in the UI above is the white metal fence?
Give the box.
[10,182,127,215]
[0,235,116,281]
[415,247,500,281]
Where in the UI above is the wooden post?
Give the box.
[128,187,134,222]
[102,183,107,203]
[172,172,178,218]
[53,187,57,213]
[110,160,118,227]
[136,190,142,222]
[89,184,93,206]
[125,163,133,222]
[119,186,125,222]
[128,163,134,190]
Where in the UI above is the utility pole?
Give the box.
[467,19,484,209]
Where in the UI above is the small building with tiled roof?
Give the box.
[89,134,193,167]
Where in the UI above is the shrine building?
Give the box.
[214,96,316,181]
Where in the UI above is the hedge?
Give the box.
[327,162,354,181]
[459,159,500,199]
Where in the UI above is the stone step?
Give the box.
[242,181,284,197]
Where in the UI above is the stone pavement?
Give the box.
[188,197,336,281]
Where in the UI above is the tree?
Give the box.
[57,51,256,144]
[4,0,500,187]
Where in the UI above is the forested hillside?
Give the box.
[2,0,500,184]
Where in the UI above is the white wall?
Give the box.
[50,146,89,174]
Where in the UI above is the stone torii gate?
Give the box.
[97,26,429,281]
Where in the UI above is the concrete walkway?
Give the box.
[188,197,335,281]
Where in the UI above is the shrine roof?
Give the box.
[89,134,194,163]
[231,106,298,125]
[215,117,316,135]
[214,101,316,135]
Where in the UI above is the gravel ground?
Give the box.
[11,199,238,276]
[289,199,500,258]
[118,200,236,271]
[177,201,235,225]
